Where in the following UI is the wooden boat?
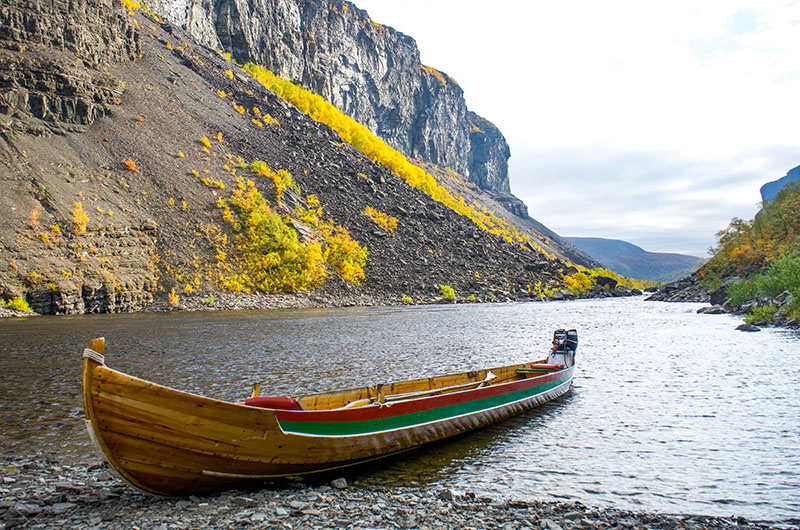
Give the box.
[81,329,577,496]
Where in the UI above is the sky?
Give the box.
[352,1,800,256]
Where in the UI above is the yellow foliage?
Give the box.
[563,272,593,295]
[168,288,180,307]
[364,206,398,233]
[262,113,280,126]
[241,63,539,251]
[71,202,89,234]
[216,179,328,293]
[29,204,41,226]
[249,161,298,205]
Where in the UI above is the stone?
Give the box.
[52,502,77,514]
[288,500,307,510]
[697,305,727,314]
[542,519,564,530]
[594,276,618,290]
[232,496,259,507]
[736,323,761,332]
[330,477,348,489]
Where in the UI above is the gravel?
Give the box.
[0,456,785,530]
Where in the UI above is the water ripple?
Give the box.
[0,298,798,524]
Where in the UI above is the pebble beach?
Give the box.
[0,456,784,530]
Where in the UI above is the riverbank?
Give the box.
[0,455,783,530]
[1,285,646,318]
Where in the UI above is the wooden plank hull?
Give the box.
[82,338,574,496]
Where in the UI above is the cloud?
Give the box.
[352,1,800,256]
[510,145,799,256]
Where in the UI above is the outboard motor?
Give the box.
[548,328,577,367]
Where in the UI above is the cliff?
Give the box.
[145,0,521,208]
[0,1,607,315]
[760,164,800,204]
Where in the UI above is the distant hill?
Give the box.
[566,237,704,282]
[760,165,800,203]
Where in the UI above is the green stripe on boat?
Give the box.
[279,376,569,436]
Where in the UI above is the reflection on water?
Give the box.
[1,298,798,524]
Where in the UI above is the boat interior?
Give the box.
[245,357,565,411]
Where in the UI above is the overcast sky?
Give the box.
[353,1,800,256]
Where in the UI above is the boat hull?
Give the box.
[82,339,574,496]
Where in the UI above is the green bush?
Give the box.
[744,304,777,324]
[439,284,455,301]
[727,255,800,305]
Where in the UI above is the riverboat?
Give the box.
[81,329,577,496]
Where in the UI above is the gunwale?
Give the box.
[82,337,575,496]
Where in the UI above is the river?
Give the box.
[0,297,797,525]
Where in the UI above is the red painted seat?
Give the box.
[244,396,302,410]
[528,364,564,370]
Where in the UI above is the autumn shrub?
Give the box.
[294,194,368,283]
[249,161,298,205]
[439,284,456,301]
[3,296,32,312]
[324,225,368,283]
[364,206,398,233]
[563,271,593,295]
[71,202,89,234]
[121,158,140,173]
[217,179,327,293]
[168,288,180,307]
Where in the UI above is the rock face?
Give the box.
[0,0,138,134]
[0,5,587,315]
[147,0,522,212]
[760,164,800,203]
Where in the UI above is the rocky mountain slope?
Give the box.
[0,0,607,315]
[143,0,530,217]
[567,237,703,282]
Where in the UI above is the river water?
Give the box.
[0,298,797,524]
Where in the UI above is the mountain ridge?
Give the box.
[0,1,630,315]
[566,237,703,282]
[143,0,530,216]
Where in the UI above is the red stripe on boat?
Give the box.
[275,369,571,422]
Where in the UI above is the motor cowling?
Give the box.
[549,328,577,367]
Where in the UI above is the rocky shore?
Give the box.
[646,273,800,331]
[1,283,646,318]
[0,456,783,530]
